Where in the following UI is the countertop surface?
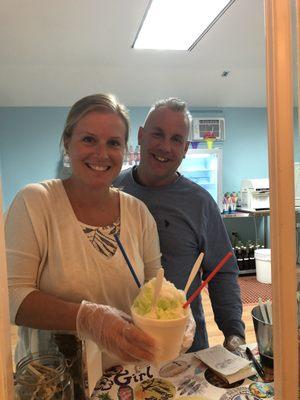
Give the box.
[91,346,274,400]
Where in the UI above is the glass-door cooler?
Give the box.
[178,148,222,210]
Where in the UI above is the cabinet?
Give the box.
[222,209,270,275]
[222,209,270,245]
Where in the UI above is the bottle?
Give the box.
[134,145,140,165]
[235,242,244,271]
[123,149,129,166]
[231,232,239,247]
[128,145,134,165]
[248,241,255,270]
[14,352,74,399]
[241,244,247,270]
[243,242,250,271]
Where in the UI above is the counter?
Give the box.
[222,208,270,248]
[91,347,274,400]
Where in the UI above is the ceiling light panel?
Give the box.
[133,0,234,51]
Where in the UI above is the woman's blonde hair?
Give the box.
[61,93,130,149]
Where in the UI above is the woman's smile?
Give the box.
[85,162,111,172]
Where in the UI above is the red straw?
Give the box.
[183,251,233,309]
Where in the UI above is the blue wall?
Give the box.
[0,107,68,210]
[191,108,270,193]
[1,106,299,246]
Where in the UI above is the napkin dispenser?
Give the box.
[240,178,270,211]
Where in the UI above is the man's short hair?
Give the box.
[145,97,192,137]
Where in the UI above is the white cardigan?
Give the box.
[5,179,161,370]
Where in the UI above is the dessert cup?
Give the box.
[131,307,189,365]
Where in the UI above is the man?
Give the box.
[114,98,245,352]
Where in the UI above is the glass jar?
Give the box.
[14,352,74,400]
[53,334,88,399]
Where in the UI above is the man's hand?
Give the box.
[223,335,245,352]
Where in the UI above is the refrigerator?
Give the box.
[179,148,223,210]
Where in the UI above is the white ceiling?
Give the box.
[0,0,266,107]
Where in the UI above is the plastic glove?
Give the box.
[76,301,157,364]
[223,335,246,352]
[180,309,196,354]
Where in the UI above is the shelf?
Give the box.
[181,168,212,172]
[236,208,270,216]
[222,212,250,219]
[239,269,256,275]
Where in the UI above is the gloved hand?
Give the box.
[223,335,246,352]
[76,301,157,363]
[180,309,196,354]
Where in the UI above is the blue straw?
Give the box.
[114,234,141,288]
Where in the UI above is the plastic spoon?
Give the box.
[183,251,233,309]
[258,297,269,323]
[266,299,272,324]
[184,252,204,295]
[152,268,164,311]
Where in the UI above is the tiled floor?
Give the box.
[238,276,272,304]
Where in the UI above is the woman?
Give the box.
[5,93,161,375]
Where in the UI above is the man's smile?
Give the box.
[152,154,170,163]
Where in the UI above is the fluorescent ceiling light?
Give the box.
[133,0,235,51]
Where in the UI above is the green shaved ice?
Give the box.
[132,277,186,320]
[133,284,154,315]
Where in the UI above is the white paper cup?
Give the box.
[131,307,189,364]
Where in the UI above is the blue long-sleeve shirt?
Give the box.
[114,167,245,351]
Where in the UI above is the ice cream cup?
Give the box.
[131,306,189,364]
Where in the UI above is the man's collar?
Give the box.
[132,165,180,187]
[132,166,144,186]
